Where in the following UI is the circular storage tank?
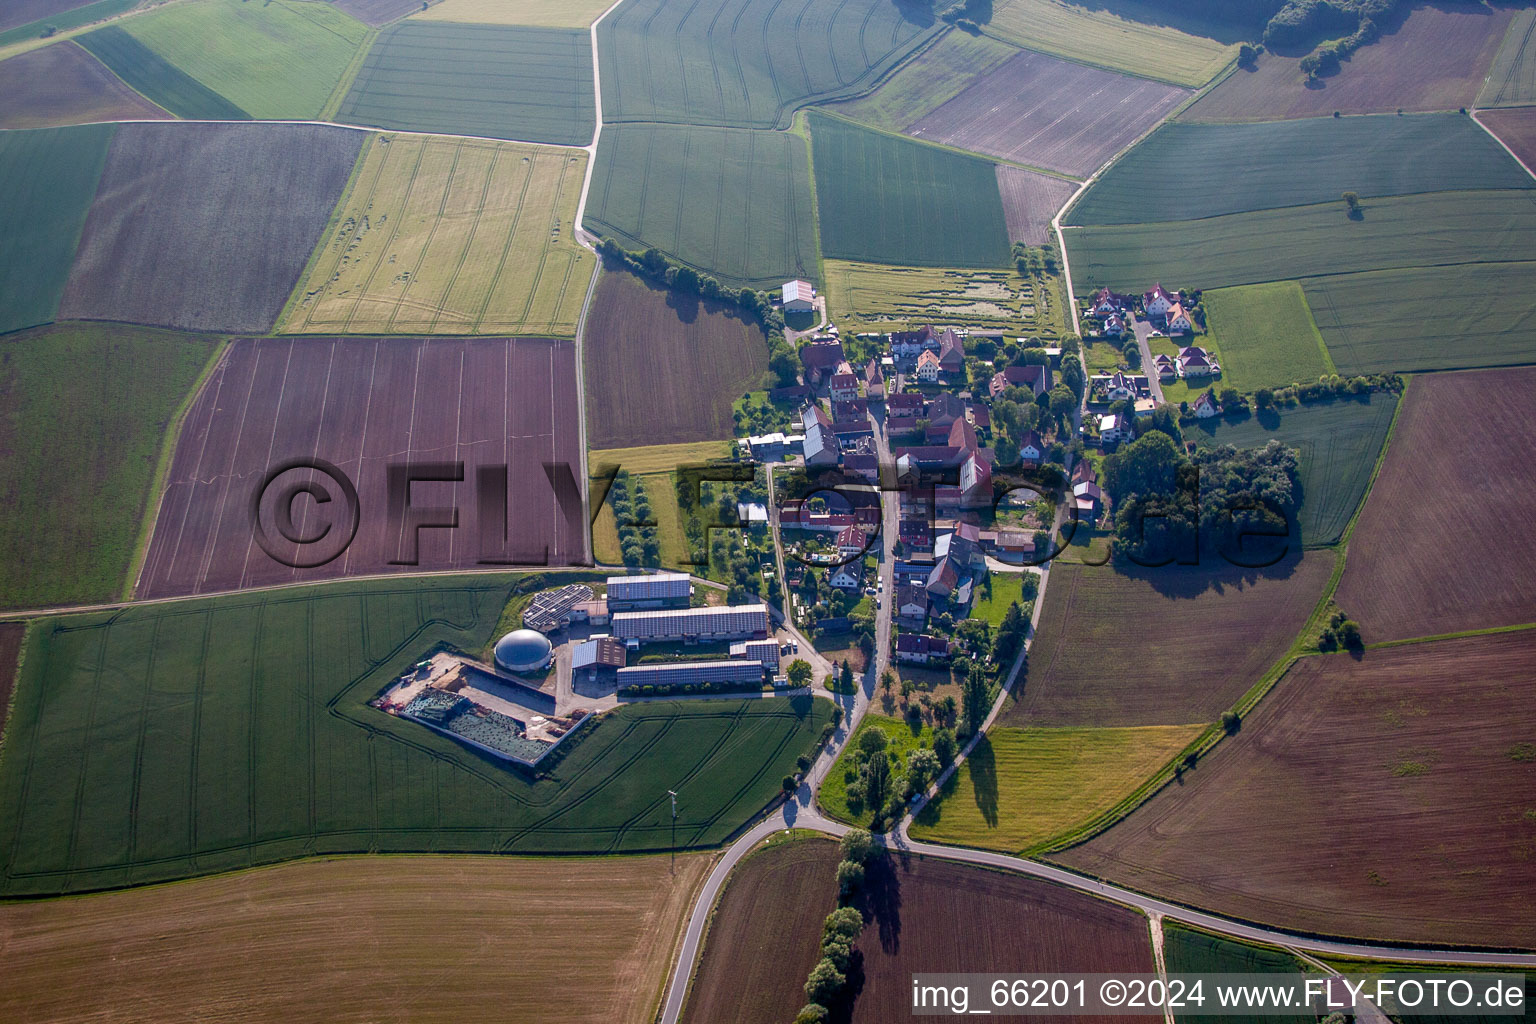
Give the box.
[494,629,553,673]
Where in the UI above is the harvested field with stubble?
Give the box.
[1001,553,1335,728]
[59,122,364,333]
[827,29,1019,133]
[1481,8,1536,107]
[0,575,833,895]
[995,164,1079,243]
[583,269,770,450]
[982,0,1236,87]
[910,725,1206,854]
[282,134,591,337]
[906,48,1189,177]
[1480,106,1536,171]
[0,853,714,1024]
[1336,368,1536,643]
[0,42,170,130]
[1055,631,1536,948]
[684,836,1160,1024]
[339,22,595,145]
[137,336,584,598]
[1180,4,1512,122]
[823,260,1067,334]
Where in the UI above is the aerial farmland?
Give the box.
[0,0,1533,1017]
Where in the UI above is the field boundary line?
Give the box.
[319,24,378,123]
[0,619,34,763]
[1364,619,1536,652]
[124,335,231,601]
[572,0,631,250]
[969,24,1226,91]
[0,0,190,63]
[1471,106,1536,181]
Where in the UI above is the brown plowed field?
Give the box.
[0,622,24,742]
[1180,4,1511,122]
[908,49,1190,177]
[1335,367,1536,643]
[59,122,364,333]
[0,852,715,1024]
[1001,552,1334,728]
[137,336,585,599]
[583,267,768,450]
[684,837,1158,1024]
[1481,106,1536,171]
[1055,631,1536,948]
[995,164,1078,244]
[0,42,171,130]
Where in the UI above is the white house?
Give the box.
[828,562,863,590]
[1098,413,1134,444]
[1192,390,1221,418]
[1166,303,1193,334]
[782,279,815,313]
[914,349,942,382]
[1178,345,1220,379]
[1017,429,1045,467]
[1144,284,1177,319]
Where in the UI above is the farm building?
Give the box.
[782,279,815,313]
[572,636,627,682]
[610,604,771,644]
[494,629,554,674]
[606,571,692,610]
[730,639,783,670]
[617,659,765,687]
[521,583,596,632]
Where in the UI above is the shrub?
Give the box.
[794,1005,829,1024]
[835,859,865,898]
[804,959,846,1005]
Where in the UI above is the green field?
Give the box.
[981,0,1238,87]
[969,573,1030,628]
[598,0,941,129]
[0,123,114,334]
[827,28,1020,132]
[586,123,818,289]
[0,576,831,895]
[590,441,735,477]
[808,112,1011,269]
[1068,115,1533,226]
[1479,8,1536,107]
[1305,262,1536,375]
[339,22,593,144]
[0,0,140,48]
[1187,393,1398,546]
[99,0,368,120]
[819,713,935,828]
[77,26,249,119]
[1064,190,1536,292]
[1163,924,1314,1024]
[909,725,1205,853]
[1200,282,1334,394]
[0,324,220,610]
[592,470,691,569]
[822,259,1069,336]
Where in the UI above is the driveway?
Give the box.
[1129,317,1166,404]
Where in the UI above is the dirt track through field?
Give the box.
[137,336,585,598]
[1055,631,1536,948]
[0,622,23,744]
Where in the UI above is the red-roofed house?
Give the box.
[800,339,845,384]
[989,363,1051,399]
[863,358,885,400]
[937,329,965,375]
[1166,303,1193,334]
[1192,390,1221,418]
[1177,345,1219,378]
[835,525,869,557]
[915,349,941,382]
[1018,429,1046,467]
[895,633,950,664]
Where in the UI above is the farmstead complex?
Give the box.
[0,0,1532,1018]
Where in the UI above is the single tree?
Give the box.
[804,959,846,1005]
[960,664,990,737]
[794,1004,829,1024]
[906,747,942,792]
[838,829,873,865]
[933,728,957,766]
[835,858,865,897]
[787,659,813,686]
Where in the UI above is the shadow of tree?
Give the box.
[856,851,905,954]
[966,736,999,827]
[890,0,935,28]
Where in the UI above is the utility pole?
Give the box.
[668,789,678,872]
